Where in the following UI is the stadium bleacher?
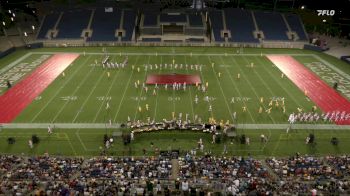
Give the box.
[121,10,136,41]
[254,11,290,41]
[55,10,91,39]
[142,38,162,42]
[37,12,60,39]
[34,8,310,44]
[285,14,308,41]
[88,8,121,42]
[209,10,225,42]
[143,12,159,27]
[188,13,203,27]
[1,154,349,195]
[224,8,259,43]
[186,38,205,42]
[160,13,187,23]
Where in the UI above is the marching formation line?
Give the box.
[0,123,348,130]
[92,55,122,123]
[113,56,140,122]
[153,56,163,121]
[195,56,214,118]
[184,56,196,122]
[208,56,236,123]
[133,56,150,122]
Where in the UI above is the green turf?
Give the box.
[13,51,317,124]
[1,46,349,157]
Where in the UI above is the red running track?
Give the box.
[146,74,201,85]
[0,54,79,123]
[267,55,350,125]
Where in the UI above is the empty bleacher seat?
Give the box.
[188,14,203,27]
[285,14,308,41]
[142,38,161,42]
[186,38,204,42]
[160,13,187,23]
[55,10,91,39]
[254,11,289,41]
[209,11,225,42]
[143,12,158,27]
[88,8,121,42]
[224,8,259,43]
[37,13,60,39]
[121,10,136,41]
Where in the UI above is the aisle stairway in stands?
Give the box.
[87,9,95,30]
[171,159,179,180]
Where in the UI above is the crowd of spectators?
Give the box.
[5,156,84,181]
[179,155,269,180]
[0,154,350,195]
[80,157,172,180]
[266,155,341,181]
[325,155,350,176]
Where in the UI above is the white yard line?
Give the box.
[76,129,88,151]
[72,65,108,123]
[208,56,236,123]
[51,57,96,123]
[216,56,255,123]
[184,56,196,122]
[113,55,141,122]
[30,55,91,122]
[271,134,283,156]
[230,56,276,124]
[153,56,163,121]
[193,56,214,118]
[253,56,306,109]
[75,129,98,151]
[133,56,150,122]
[92,56,122,123]
[64,133,77,155]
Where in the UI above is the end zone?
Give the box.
[0,54,79,123]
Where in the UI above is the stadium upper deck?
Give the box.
[36,8,308,44]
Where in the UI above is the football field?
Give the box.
[1,46,350,157]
